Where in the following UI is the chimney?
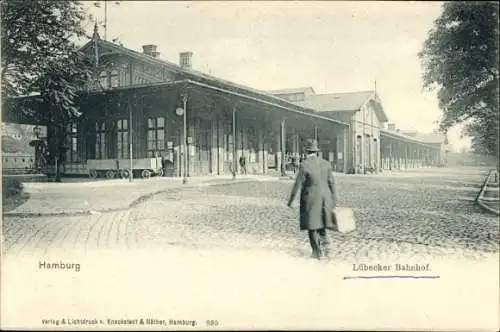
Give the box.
[142,44,160,58]
[179,52,193,69]
[388,123,396,131]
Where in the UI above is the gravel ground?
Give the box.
[2,168,498,260]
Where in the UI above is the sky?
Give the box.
[83,1,471,151]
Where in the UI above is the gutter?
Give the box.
[182,79,349,127]
[380,130,443,150]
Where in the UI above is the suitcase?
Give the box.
[332,207,356,233]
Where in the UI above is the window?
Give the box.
[99,71,109,89]
[110,69,119,88]
[66,123,79,163]
[95,121,106,159]
[147,117,165,157]
[117,119,129,159]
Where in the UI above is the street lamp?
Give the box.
[176,94,188,184]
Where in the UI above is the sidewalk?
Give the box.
[3,174,276,217]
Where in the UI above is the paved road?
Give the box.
[2,167,499,330]
[3,167,498,260]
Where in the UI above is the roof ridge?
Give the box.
[310,90,374,97]
[80,39,293,103]
[267,86,314,92]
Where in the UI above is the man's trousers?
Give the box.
[308,228,330,259]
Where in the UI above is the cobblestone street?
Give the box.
[3,167,499,260]
[2,168,499,330]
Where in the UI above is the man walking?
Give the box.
[239,154,247,175]
[287,139,338,260]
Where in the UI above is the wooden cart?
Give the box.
[87,157,163,179]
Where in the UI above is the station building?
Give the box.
[2,28,446,178]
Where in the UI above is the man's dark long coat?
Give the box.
[288,155,337,230]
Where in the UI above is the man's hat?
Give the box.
[304,139,320,152]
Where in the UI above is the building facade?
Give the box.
[2,30,445,178]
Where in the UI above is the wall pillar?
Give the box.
[335,127,346,173]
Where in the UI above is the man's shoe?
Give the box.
[310,252,321,260]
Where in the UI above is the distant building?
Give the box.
[269,88,446,172]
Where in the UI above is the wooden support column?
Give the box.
[414,147,418,168]
[388,142,393,170]
[262,127,268,174]
[232,104,237,179]
[398,144,402,169]
[404,145,408,170]
[257,127,264,174]
[210,115,218,175]
[180,93,188,183]
[280,118,286,176]
[218,118,225,174]
[335,127,347,173]
[127,95,134,182]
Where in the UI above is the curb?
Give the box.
[476,169,500,216]
[3,177,270,219]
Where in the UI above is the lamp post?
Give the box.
[93,1,121,41]
[176,94,188,184]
